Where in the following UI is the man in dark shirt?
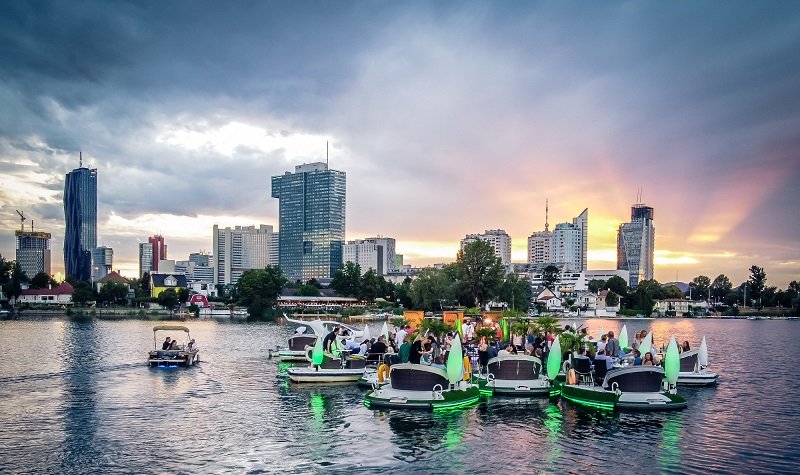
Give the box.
[605,331,620,358]
[322,327,340,353]
[409,337,423,364]
[162,337,172,350]
[369,336,388,362]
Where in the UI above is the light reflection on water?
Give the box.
[0,317,798,474]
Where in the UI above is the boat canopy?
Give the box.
[153,325,191,333]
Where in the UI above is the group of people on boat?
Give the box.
[161,336,198,351]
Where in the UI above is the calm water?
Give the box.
[1,317,798,474]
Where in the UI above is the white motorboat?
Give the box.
[479,355,550,396]
[286,353,366,383]
[273,333,319,362]
[677,337,718,385]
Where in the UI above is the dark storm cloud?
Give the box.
[0,0,798,285]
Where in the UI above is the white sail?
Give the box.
[381,321,389,341]
[598,326,605,341]
[698,336,709,367]
[363,324,371,342]
[639,331,653,355]
[619,324,628,349]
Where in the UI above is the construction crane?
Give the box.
[15,210,25,232]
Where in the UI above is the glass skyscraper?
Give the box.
[271,162,346,282]
[63,166,97,281]
[15,230,51,279]
[617,203,655,288]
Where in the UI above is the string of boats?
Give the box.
[262,317,717,412]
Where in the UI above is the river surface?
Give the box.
[0,317,798,474]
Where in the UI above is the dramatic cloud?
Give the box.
[0,1,798,286]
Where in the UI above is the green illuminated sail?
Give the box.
[639,331,652,355]
[619,324,628,349]
[665,336,679,385]
[447,335,463,384]
[311,335,324,365]
[500,319,509,341]
[546,337,561,380]
[455,317,463,337]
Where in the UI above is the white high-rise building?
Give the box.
[461,229,511,266]
[139,242,153,277]
[527,207,588,272]
[343,240,384,274]
[617,203,655,288]
[92,246,113,281]
[213,224,277,285]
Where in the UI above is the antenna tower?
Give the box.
[326,141,329,166]
[545,198,549,232]
[15,210,25,232]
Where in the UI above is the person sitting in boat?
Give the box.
[477,336,489,372]
[395,326,410,349]
[169,339,180,350]
[368,336,388,363]
[187,339,197,352]
[323,327,341,353]
[642,352,654,366]
[594,349,614,371]
[409,335,424,364]
[359,339,370,356]
[680,341,690,353]
[162,337,172,350]
[632,349,642,365]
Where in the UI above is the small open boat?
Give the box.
[677,337,718,385]
[364,337,479,410]
[558,336,687,411]
[479,355,550,397]
[273,333,319,362]
[148,325,199,367]
[286,335,366,383]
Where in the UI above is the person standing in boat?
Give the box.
[162,337,172,350]
[398,335,412,363]
[409,335,424,364]
[605,331,620,358]
[395,325,409,349]
[323,327,340,354]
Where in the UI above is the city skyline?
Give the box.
[0,2,798,287]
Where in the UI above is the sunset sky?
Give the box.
[0,1,798,288]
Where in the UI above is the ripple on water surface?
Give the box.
[1,318,799,474]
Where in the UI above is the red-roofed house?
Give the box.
[18,282,74,305]
[95,271,131,292]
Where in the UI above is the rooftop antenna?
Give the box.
[326,141,329,166]
[80,151,83,168]
[31,219,34,232]
[545,198,549,232]
[15,210,25,232]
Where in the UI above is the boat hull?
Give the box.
[560,384,687,411]
[365,385,481,411]
[276,350,309,362]
[677,371,718,386]
[478,377,550,397]
[148,351,199,367]
[287,367,364,383]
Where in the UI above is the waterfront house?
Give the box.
[150,273,188,298]
[17,282,74,306]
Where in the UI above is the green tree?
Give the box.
[360,269,383,301]
[746,265,767,308]
[178,287,190,305]
[632,279,664,316]
[99,282,129,305]
[711,274,732,301]
[455,240,504,307]
[499,273,532,311]
[296,284,321,297]
[663,285,684,299]
[410,268,455,310]
[0,255,12,299]
[418,318,453,338]
[139,272,151,296]
[236,265,287,318]
[71,280,96,306]
[689,275,711,301]
[605,275,628,297]
[331,262,362,297]
[29,272,57,289]
[605,291,620,307]
[395,277,413,308]
[588,279,607,293]
[157,288,179,309]
[541,265,561,292]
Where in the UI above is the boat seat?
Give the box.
[346,357,366,369]
[593,360,609,385]
[680,350,699,372]
[572,356,593,385]
[320,354,343,369]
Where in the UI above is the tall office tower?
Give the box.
[213,224,277,285]
[617,203,655,288]
[15,230,51,278]
[63,163,97,281]
[139,242,154,277]
[461,229,512,267]
[551,208,588,272]
[271,162,346,282]
[148,235,167,272]
[92,246,113,281]
[527,206,588,272]
[189,252,211,267]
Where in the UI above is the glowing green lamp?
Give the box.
[664,336,679,385]
[619,324,628,349]
[546,336,561,380]
[455,317,463,337]
[447,335,463,385]
[311,336,324,366]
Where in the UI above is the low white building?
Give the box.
[17,282,74,305]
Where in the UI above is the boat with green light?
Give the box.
[286,330,366,383]
[557,336,688,411]
[364,337,480,411]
